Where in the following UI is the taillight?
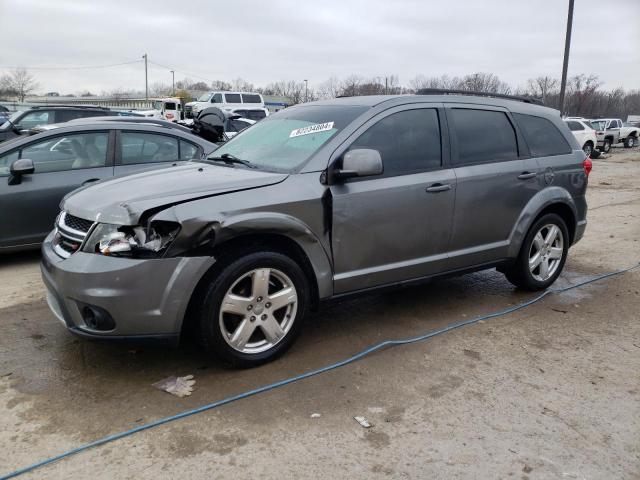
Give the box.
[583,157,592,176]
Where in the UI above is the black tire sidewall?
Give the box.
[198,251,309,367]
[603,140,611,152]
[512,213,569,290]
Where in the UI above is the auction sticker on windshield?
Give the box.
[289,122,334,138]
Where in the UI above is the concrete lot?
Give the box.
[1,147,639,479]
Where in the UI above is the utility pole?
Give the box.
[170,70,175,96]
[558,0,574,116]
[142,53,148,101]
[304,79,308,102]
[385,77,388,95]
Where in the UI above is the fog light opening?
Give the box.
[81,305,116,331]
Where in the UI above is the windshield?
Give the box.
[590,120,606,131]
[0,111,23,129]
[208,105,367,172]
[197,93,212,102]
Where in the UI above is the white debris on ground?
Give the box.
[353,416,372,428]
[152,375,196,398]
[310,413,321,418]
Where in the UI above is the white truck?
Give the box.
[136,97,183,122]
[589,118,640,152]
[184,91,268,120]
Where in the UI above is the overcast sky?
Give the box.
[1,0,638,94]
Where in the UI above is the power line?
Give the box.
[0,60,143,70]
[147,60,213,84]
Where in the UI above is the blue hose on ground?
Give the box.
[2,262,638,479]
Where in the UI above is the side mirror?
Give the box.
[8,158,34,185]
[333,149,383,181]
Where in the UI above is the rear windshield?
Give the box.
[209,105,367,172]
[590,120,606,131]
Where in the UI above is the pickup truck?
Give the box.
[589,118,640,152]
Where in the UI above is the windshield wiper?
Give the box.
[206,153,257,169]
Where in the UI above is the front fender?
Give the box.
[507,187,578,258]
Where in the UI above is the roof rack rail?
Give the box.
[416,88,543,106]
[31,104,110,110]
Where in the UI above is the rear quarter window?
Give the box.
[241,94,261,103]
[514,113,572,157]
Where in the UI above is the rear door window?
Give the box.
[348,108,442,176]
[241,94,261,103]
[449,108,518,166]
[120,132,179,164]
[514,113,571,157]
[224,94,241,103]
[566,121,584,131]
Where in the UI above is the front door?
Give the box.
[330,106,456,294]
[0,130,113,248]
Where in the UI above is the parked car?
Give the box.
[228,107,269,121]
[0,121,218,252]
[0,105,123,143]
[185,91,265,118]
[0,105,9,123]
[564,119,598,156]
[184,107,255,142]
[41,93,589,367]
[590,118,640,152]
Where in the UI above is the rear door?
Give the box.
[0,130,114,248]
[330,104,456,293]
[445,106,541,269]
[114,130,201,176]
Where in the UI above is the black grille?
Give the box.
[185,105,193,118]
[64,213,93,233]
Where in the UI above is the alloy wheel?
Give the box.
[528,224,564,282]
[218,268,298,354]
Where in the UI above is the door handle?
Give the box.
[426,183,451,193]
[517,172,537,180]
[82,178,100,186]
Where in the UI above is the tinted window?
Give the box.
[179,140,199,160]
[349,108,441,176]
[242,110,267,121]
[16,110,53,129]
[566,121,584,131]
[211,94,223,103]
[450,109,518,165]
[165,102,176,110]
[242,94,261,104]
[514,113,572,157]
[225,94,241,103]
[229,119,251,133]
[121,132,179,164]
[20,132,108,172]
[0,150,19,175]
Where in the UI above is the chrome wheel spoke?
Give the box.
[229,318,256,350]
[529,252,543,270]
[548,247,563,260]
[539,258,550,279]
[221,293,252,315]
[251,268,271,300]
[533,232,545,250]
[261,317,285,344]
[544,225,559,246]
[268,286,297,311]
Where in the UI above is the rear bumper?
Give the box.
[40,231,215,343]
[574,219,587,245]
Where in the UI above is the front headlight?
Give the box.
[82,221,180,257]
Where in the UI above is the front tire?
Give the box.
[582,142,593,156]
[600,139,612,153]
[504,213,569,291]
[623,136,635,148]
[197,251,309,367]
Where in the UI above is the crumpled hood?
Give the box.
[62,162,288,225]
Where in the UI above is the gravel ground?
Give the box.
[0,146,639,479]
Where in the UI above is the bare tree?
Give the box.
[526,76,559,104]
[211,79,232,91]
[6,68,39,101]
[317,76,341,99]
[150,81,171,97]
[230,78,254,91]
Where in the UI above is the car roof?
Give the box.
[305,94,557,115]
[0,120,216,153]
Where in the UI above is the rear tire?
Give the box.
[504,213,569,291]
[196,250,309,368]
[624,136,636,148]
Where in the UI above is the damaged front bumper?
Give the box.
[40,230,215,345]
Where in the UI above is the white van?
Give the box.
[185,92,267,119]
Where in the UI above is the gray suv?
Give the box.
[40,93,590,367]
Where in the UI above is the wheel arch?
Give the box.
[507,188,578,258]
